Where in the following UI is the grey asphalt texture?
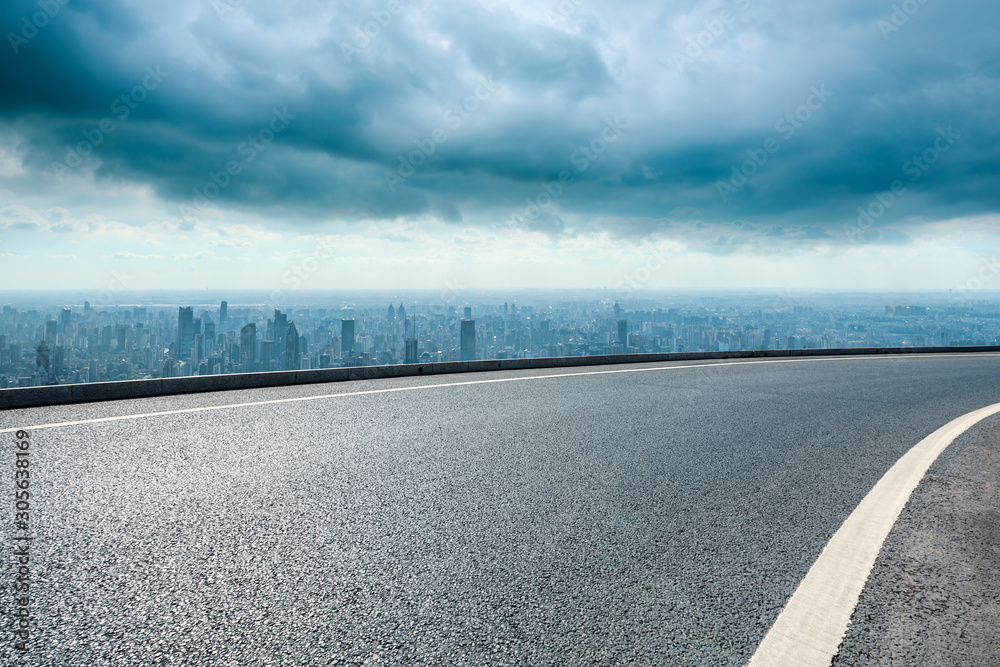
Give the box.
[2,354,1000,666]
[833,412,1000,667]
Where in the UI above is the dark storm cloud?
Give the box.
[1,0,998,238]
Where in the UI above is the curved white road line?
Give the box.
[1,352,999,435]
[749,401,1000,667]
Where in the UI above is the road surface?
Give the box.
[2,354,999,665]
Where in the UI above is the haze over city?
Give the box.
[4,288,1000,387]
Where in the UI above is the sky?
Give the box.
[0,0,998,296]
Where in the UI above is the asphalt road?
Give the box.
[3,354,1000,666]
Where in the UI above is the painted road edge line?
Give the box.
[748,401,1000,667]
[1,353,998,435]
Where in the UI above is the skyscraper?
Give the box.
[178,307,194,360]
[464,306,472,320]
[460,319,476,361]
[404,338,418,364]
[45,319,58,346]
[274,309,288,367]
[204,321,216,354]
[52,345,64,378]
[341,319,355,356]
[220,300,228,325]
[405,325,418,364]
[388,304,395,322]
[35,340,50,376]
[261,341,277,371]
[240,323,257,368]
[618,319,628,346]
[285,322,301,370]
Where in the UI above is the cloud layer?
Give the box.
[1,0,999,292]
[2,0,997,233]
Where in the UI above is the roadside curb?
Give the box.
[3,345,999,410]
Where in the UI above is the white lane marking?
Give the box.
[1,352,998,435]
[748,401,1000,667]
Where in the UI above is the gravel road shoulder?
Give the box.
[832,412,1000,666]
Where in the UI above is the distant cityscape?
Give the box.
[2,291,999,389]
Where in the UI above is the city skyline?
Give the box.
[4,289,1000,388]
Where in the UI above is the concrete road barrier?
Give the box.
[3,346,999,410]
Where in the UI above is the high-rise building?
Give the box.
[274,309,288,367]
[341,319,355,356]
[52,345,65,377]
[284,322,301,370]
[35,341,50,377]
[618,320,628,346]
[220,301,228,325]
[464,306,472,320]
[460,319,476,361]
[117,324,128,352]
[203,322,216,354]
[60,307,71,331]
[240,323,257,368]
[397,304,406,321]
[405,336,418,364]
[45,319,58,346]
[388,304,395,322]
[261,340,277,371]
[177,307,194,360]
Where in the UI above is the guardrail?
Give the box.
[3,345,999,410]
